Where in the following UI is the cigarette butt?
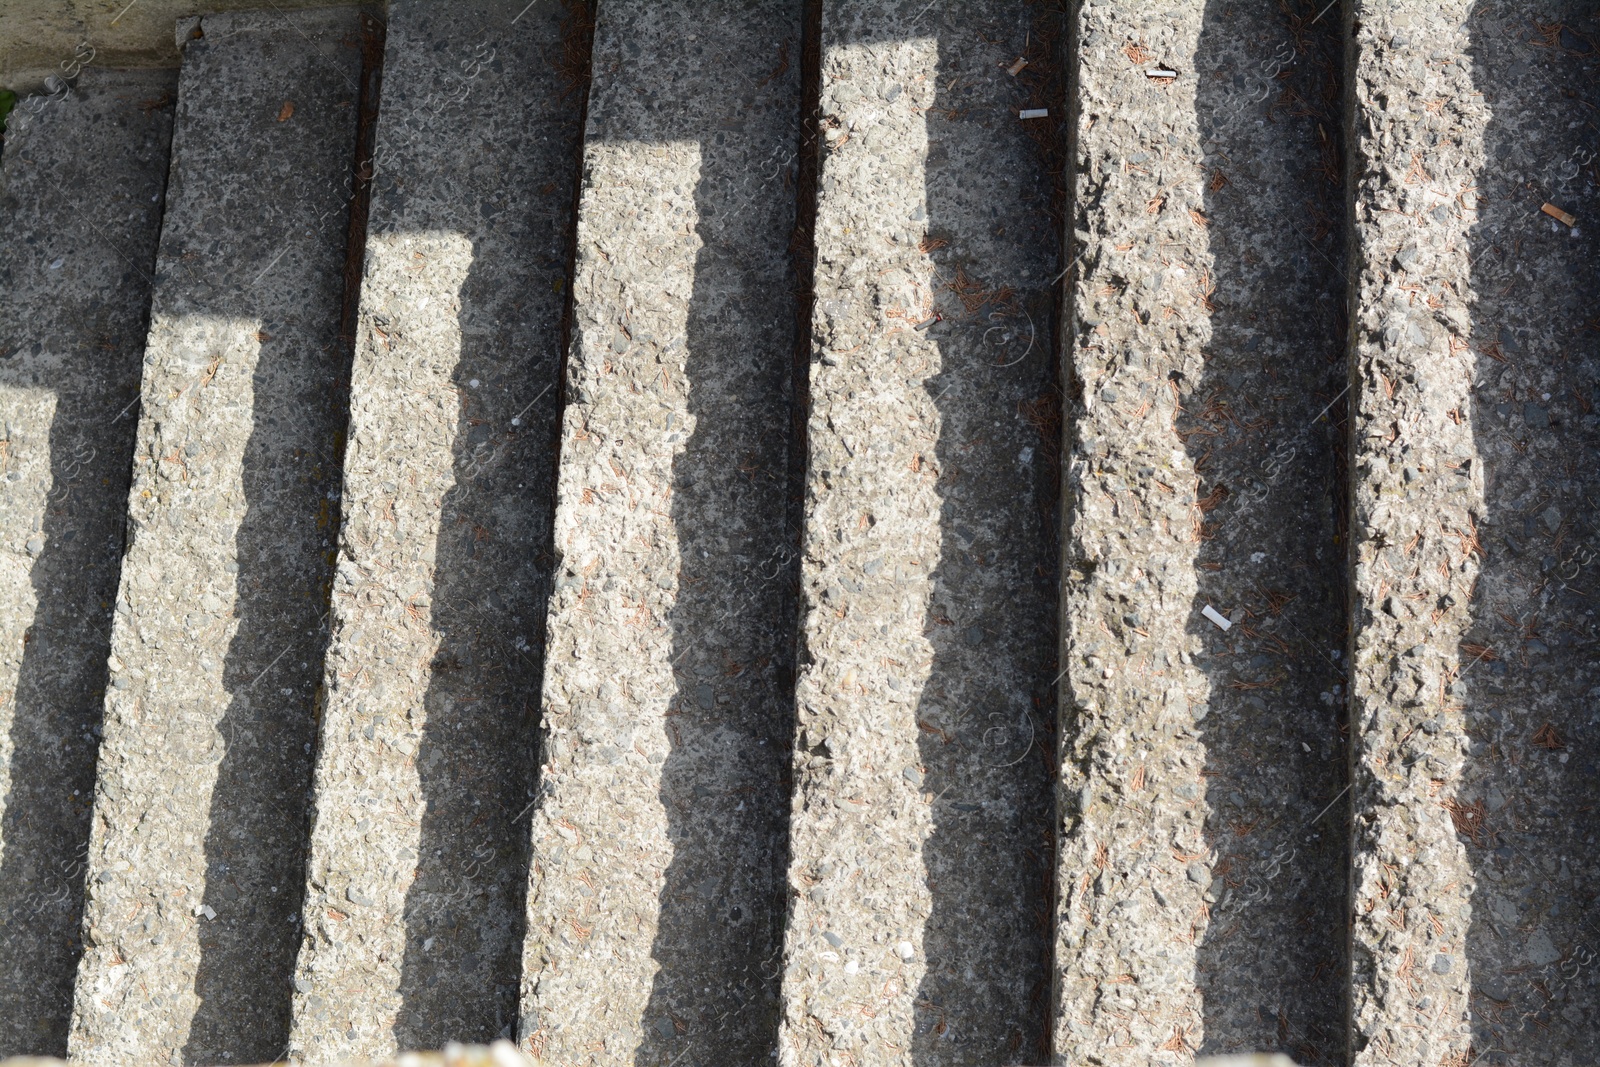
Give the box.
[1019,108,1049,120]
[914,314,941,331]
[1201,605,1232,631]
[1542,202,1576,227]
[1007,57,1029,76]
[1147,68,1178,79]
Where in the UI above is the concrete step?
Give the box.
[1346,4,1600,1065]
[0,67,176,1057]
[0,1,1591,1063]
[1,1043,540,1067]
[515,2,802,1063]
[777,2,1060,1064]
[288,0,583,1059]
[67,9,373,1065]
[1055,2,1350,1062]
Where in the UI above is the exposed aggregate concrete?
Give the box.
[1346,5,1600,1065]
[778,4,1060,1065]
[0,68,175,1056]
[68,10,365,1065]
[0,3,1593,1064]
[1,1039,540,1067]
[287,2,582,1059]
[1055,3,1348,1062]
[516,3,801,1064]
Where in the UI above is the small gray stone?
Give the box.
[1527,928,1561,967]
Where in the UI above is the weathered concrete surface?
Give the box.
[68,10,366,1065]
[0,67,174,1057]
[0,0,363,92]
[517,2,801,1064]
[1176,3,1351,1059]
[778,3,1060,1065]
[289,0,582,1058]
[1344,9,1489,1062]
[1347,5,1600,1065]
[1,1039,540,1067]
[1056,2,1348,1061]
[1450,12,1600,1058]
[0,1057,1294,1067]
[1070,0,1349,1061]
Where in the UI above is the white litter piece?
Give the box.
[1147,68,1178,79]
[1201,604,1232,631]
[1019,108,1049,120]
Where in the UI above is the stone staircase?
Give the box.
[0,2,1595,1065]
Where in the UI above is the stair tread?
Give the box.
[778,4,1058,1064]
[287,0,580,1058]
[1055,3,1350,1060]
[0,3,1584,1063]
[0,67,175,1057]
[68,10,366,1064]
[516,2,801,1062]
[1347,5,1600,1063]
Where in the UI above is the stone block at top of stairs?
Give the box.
[0,67,175,1059]
[287,0,583,1058]
[0,1,367,91]
[68,9,368,1066]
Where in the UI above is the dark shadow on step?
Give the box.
[386,0,581,1045]
[0,72,173,1056]
[633,4,801,1065]
[1186,2,1349,1061]
[181,20,370,1062]
[1459,8,1600,1061]
[911,5,1060,1063]
[0,384,128,1057]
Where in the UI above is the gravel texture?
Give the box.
[1346,5,1600,1065]
[67,10,365,1065]
[287,1,582,1059]
[778,4,1060,1065]
[515,2,801,1064]
[0,68,175,1057]
[1055,3,1349,1062]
